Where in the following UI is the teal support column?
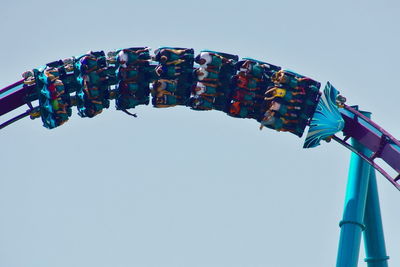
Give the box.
[336,111,372,267]
[363,170,389,267]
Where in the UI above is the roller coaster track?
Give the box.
[335,105,400,190]
[1,47,399,191]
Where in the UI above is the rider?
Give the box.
[259,109,299,132]
[239,60,266,78]
[229,101,253,118]
[272,70,299,88]
[195,52,224,68]
[231,89,257,104]
[155,48,193,63]
[196,67,219,82]
[118,67,139,82]
[268,100,301,118]
[154,94,180,107]
[235,72,259,91]
[264,86,305,103]
[117,48,150,67]
[79,53,100,73]
[152,79,178,94]
[190,95,214,110]
[192,81,218,96]
[155,64,182,78]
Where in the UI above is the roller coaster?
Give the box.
[1,46,399,266]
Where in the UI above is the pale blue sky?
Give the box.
[1,1,399,266]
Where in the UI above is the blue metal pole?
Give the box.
[363,169,389,267]
[336,111,372,267]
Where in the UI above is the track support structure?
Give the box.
[336,111,389,267]
[363,170,389,266]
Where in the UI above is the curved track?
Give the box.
[1,47,399,190]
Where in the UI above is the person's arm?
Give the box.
[222,58,233,64]
[85,65,98,73]
[162,79,176,86]
[264,88,275,99]
[166,59,185,65]
[205,67,219,74]
[203,78,218,83]
[134,59,150,65]
[165,48,184,55]
[202,82,217,87]
[134,48,149,54]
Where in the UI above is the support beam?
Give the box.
[336,111,372,267]
[363,170,389,267]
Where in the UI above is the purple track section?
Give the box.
[0,81,34,116]
[339,105,400,189]
[0,79,24,94]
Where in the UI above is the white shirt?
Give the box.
[194,82,206,95]
[197,67,209,81]
[199,52,212,66]
[118,51,128,68]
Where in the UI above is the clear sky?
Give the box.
[1,1,399,266]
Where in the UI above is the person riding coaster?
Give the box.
[235,72,259,91]
[192,81,218,96]
[228,101,255,118]
[41,67,62,83]
[155,64,182,78]
[297,77,321,92]
[117,96,145,110]
[40,100,69,128]
[190,95,214,110]
[240,60,267,79]
[40,82,69,112]
[271,70,301,88]
[44,80,66,100]
[195,52,224,68]
[116,47,150,67]
[154,93,181,108]
[195,51,237,70]
[236,58,281,81]
[83,85,104,100]
[109,48,152,113]
[22,69,39,85]
[267,100,305,119]
[189,50,238,111]
[231,88,258,104]
[62,57,75,73]
[195,67,219,82]
[38,66,70,110]
[152,79,178,94]
[44,58,81,90]
[118,81,139,94]
[264,86,305,103]
[272,70,321,96]
[154,47,194,64]
[199,50,238,63]
[151,79,179,107]
[82,69,108,85]
[78,101,103,118]
[118,66,139,82]
[259,109,301,133]
[77,52,106,74]
[37,66,71,119]
[107,46,150,62]
[116,80,149,110]
[75,52,110,118]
